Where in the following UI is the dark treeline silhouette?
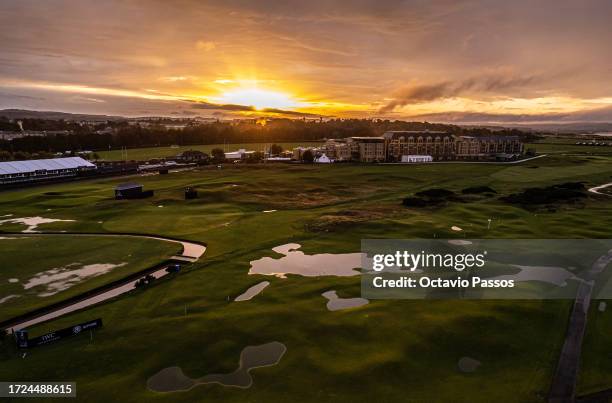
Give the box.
[0,118,540,156]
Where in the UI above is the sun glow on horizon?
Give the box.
[214,88,300,110]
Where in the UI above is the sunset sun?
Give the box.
[215,88,299,110]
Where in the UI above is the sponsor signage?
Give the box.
[18,318,103,348]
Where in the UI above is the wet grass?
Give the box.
[0,151,611,402]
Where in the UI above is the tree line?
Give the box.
[0,118,541,156]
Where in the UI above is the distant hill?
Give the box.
[0,109,124,121]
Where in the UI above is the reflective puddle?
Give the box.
[491,264,577,286]
[0,216,75,233]
[23,262,127,297]
[147,342,286,392]
[249,243,363,278]
[322,290,369,311]
[235,281,270,302]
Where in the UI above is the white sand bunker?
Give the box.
[147,342,286,392]
[490,264,577,287]
[451,226,463,232]
[262,210,277,213]
[458,357,481,373]
[23,262,127,296]
[249,243,363,278]
[8,278,19,283]
[0,216,75,233]
[0,295,20,304]
[235,281,270,302]
[599,301,607,312]
[322,290,369,311]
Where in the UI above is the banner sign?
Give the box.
[18,318,103,348]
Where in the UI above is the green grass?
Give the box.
[97,142,322,161]
[0,236,180,321]
[0,150,611,402]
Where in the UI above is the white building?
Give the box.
[401,155,433,163]
[315,153,333,163]
[225,149,254,160]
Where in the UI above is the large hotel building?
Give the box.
[322,131,524,162]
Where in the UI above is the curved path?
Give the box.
[1,232,206,333]
[548,250,612,402]
[588,182,612,196]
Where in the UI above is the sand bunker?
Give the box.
[262,210,277,213]
[599,301,607,312]
[23,262,127,297]
[0,216,75,233]
[8,278,19,283]
[0,295,20,304]
[147,342,286,392]
[249,243,363,278]
[235,281,270,302]
[451,226,463,231]
[490,264,577,287]
[322,290,369,311]
[458,357,481,373]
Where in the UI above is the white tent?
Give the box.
[315,153,333,163]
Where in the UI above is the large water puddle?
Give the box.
[0,216,75,233]
[7,265,173,332]
[147,341,286,392]
[322,290,369,311]
[22,262,127,297]
[235,281,270,302]
[249,243,363,278]
[491,264,577,286]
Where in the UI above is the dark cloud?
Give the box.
[380,74,538,112]
[191,101,325,117]
[412,105,612,124]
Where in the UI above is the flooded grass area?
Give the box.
[0,235,180,321]
[0,156,610,401]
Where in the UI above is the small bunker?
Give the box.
[185,187,198,199]
[115,182,154,200]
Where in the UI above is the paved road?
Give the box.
[548,250,612,403]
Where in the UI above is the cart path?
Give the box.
[5,232,206,262]
[587,182,612,196]
[1,232,206,333]
[548,250,612,403]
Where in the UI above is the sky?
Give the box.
[1,0,612,123]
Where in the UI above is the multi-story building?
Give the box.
[323,139,352,161]
[317,132,525,163]
[346,137,386,162]
[455,136,524,160]
[383,131,455,161]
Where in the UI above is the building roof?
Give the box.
[348,136,385,142]
[115,182,142,190]
[0,157,95,175]
[383,131,453,139]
